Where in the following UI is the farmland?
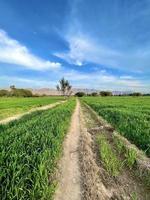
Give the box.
[0,99,75,200]
[0,96,64,120]
[82,96,150,156]
[1,96,150,200]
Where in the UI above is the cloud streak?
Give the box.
[55,34,120,67]
[0,29,61,71]
[55,33,150,73]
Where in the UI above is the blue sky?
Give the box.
[0,0,150,92]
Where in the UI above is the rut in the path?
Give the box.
[54,100,81,200]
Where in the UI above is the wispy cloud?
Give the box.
[55,0,150,74]
[0,29,61,70]
[0,75,56,88]
[55,34,120,67]
[55,33,150,73]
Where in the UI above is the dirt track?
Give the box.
[54,100,150,200]
[0,100,65,125]
[54,100,81,200]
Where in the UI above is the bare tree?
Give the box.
[10,85,16,90]
[56,77,72,97]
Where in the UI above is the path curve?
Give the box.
[54,99,81,200]
[0,100,66,125]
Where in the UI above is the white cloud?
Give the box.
[120,76,134,80]
[55,35,120,67]
[0,29,61,70]
[55,33,150,73]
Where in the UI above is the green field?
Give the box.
[0,99,75,200]
[82,96,150,156]
[0,96,64,120]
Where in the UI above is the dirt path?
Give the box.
[0,100,65,125]
[54,99,81,200]
[54,100,150,200]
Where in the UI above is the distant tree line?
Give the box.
[0,85,33,97]
[75,91,150,97]
[75,91,113,97]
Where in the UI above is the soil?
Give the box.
[54,99,81,200]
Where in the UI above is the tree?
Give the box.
[10,85,16,90]
[130,92,142,96]
[75,92,86,97]
[56,77,72,97]
[100,91,112,96]
[91,92,98,96]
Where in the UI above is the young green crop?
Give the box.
[0,99,75,200]
[82,96,150,156]
[96,135,122,176]
[0,96,64,120]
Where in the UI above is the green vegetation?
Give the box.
[75,92,86,97]
[82,96,150,156]
[99,91,112,96]
[0,100,75,200]
[125,148,137,168]
[56,77,72,97]
[113,136,137,168]
[0,86,33,97]
[131,192,138,200]
[0,96,64,120]
[96,135,122,176]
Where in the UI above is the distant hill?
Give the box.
[30,88,132,96]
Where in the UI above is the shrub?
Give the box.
[0,90,9,97]
[100,91,112,96]
[91,92,98,96]
[75,92,86,97]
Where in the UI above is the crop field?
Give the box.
[0,99,75,200]
[82,96,150,156]
[0,96,64,120]
[1,96,150,200]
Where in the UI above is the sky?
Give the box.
[0,0,150,92]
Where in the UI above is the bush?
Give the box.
[100,91,112,96]
[75,92,86,97]
[0,90,9,97]
[91,92,98,96]
[11,89,33,97]
[0,87,33,97]
[130,92,142,96]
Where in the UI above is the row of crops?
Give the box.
[82,97,150,157]
[0,99,75,200]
